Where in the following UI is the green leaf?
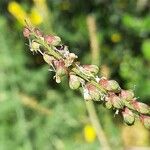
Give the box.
[142,39,150,60]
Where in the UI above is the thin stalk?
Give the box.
[86,15,111,150]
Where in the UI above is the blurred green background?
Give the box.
[0,0,150,150]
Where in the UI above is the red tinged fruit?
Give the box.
[120,90,134,101]
[99,78,121,93]
[23,27,30,38]
[44,35,61,46]
[122,107,135,125]
[132,100,150,114]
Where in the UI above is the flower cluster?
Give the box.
[23,25,150,129]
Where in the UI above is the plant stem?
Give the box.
[86,15,111,150]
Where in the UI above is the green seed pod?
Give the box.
[140,115,150,129]
[69,74,80,90]
[52,36,61,46]
[30,41,40,52]
[112,95,124,109]
[43,53,55,65]
[55,74,61,83]
[107,80,121,93]
[105,100,112,109]
[122,108,135,125]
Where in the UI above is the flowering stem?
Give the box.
[23,25,150,131]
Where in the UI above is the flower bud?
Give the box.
[53,60,66,76]
[122,108,135,125]
[30,41,40,52]
[83,88,92,101]
[82,65,99,75]
[69,74,80,90]
[140,115,150,129]
[55,74,61,83]
[43,53,55,65]
[120,90,134,101]
[23,27,30,38]
[132,101,150,114]
[44,35,61,46]
[85,83,100,101]
[65,53,78,67]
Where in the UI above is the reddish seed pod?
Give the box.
[85,83,100,101]
[132,100,150,114]
[120,90,134,101]
[23,27,30,38]
[99,78,109,89]
[44,35,61,46]
[44,35,55,44]
[104,93,124,109]
[53,60,66,76]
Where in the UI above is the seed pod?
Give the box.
[140,115,150,129]
[105,97,113,109]
[23,27,30,38]
[120,90,134,101]
[122,108,135,125]
[44,35,61,46]
[99,78,109,89]
[82,65,99,75]
[85,83,100,101]
[43,53,55,65]
[53,60,66,76]
[30,41,40,52]
[99,79,121,93]
[107,80,121,93]
[69,74,80,90]
[111,95,124,109]
[132,101,150,114]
